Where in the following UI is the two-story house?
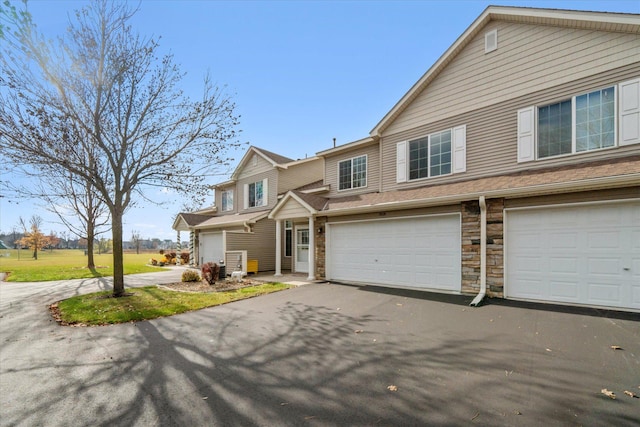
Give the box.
[173,146,323,274]
[270,6,640,312]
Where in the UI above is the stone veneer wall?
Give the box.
[461,199,504,297]
[314,216,327,279]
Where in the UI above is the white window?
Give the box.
[221,190,233,212]
[397,125,466,183]
[537,86,615,159]
[338,155,367,190]
[243,178,268,209]
[518,79,640,163]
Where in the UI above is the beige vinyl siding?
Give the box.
[325,143,381,198]
[381,64,640,192]
[226,218,276,272]
[271,198,312,220]
[237,169,278,211]
[237,154,274,179]
[277,159,324,193]
[384,21,640,136]
[504,187,640,209]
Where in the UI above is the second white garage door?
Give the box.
[199,232,224,266]
[506,201,640,311]
[327,214,461,292]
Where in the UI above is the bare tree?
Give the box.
[40,171,111,268]
[1,1,240,296]
[131,230,142,255]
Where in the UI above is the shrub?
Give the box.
[181,270,201,282]
[180,252,189,264]
[201,262,220,285]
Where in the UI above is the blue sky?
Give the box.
[1,0,638,241]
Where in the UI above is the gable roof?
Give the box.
[172,213,216,231]
[230,146,295,180]
[370,6,640,137]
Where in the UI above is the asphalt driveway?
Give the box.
[1,272,639,426]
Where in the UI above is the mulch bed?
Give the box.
[157,278,265,293]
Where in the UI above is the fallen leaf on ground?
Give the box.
[471,413,480,421]
[202,396,208,400]
[354,329,363,333]
[387,385,398,391]
[610,345,623,350]
[396,303,403,307]
[280,402,289,406]
[546,348,552,352]
[514,410,522,415]
[601,389,616,399]
[624,390,638,398]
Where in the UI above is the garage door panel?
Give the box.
[328,215,460,292]
[507,201,640,311]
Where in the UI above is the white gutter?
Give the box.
[470,195,487,307]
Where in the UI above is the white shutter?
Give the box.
[262,178,268,207]
[396,141,407,183]
[619,78,640,146]
[452,125,466,173]
[517,106,535,163]
[243,184,249,210]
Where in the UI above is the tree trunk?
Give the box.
[86,222,96,269]
[111,208,125,297]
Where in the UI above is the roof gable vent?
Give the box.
[485,29,498,53]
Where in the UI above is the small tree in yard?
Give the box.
[16,215,51,260]
[0,1,240,296]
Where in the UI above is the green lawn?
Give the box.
[55,283,291,326]
[0,249,167,282]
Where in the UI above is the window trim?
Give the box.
[407,129,453,182]
[244,178,268,209]
[536,85,617,160]
[221,189,234,212]
[337,154,368,192]
[517,81,637,164]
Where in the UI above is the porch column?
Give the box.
[275,219,282,277]
[307,216,315,280]
[176,230,181,265]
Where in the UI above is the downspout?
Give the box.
[470,196,487,307]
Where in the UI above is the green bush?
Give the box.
[181,269,201,282]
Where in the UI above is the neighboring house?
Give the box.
[270,6,640,312]
[173,146,323,273]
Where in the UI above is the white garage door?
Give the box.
[199,232,224,265]
[506,201,640,311]
[327,215,461,292]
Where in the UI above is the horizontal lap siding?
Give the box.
[274,199,312,219]
[384,21,640,136]
[226,219,276,272]
[381,63,640,192]
[324,143,381,198]
[277,160,324,194]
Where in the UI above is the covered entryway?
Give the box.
[326,214,461,292]
[505,200,640,311]
[199,232,224,266]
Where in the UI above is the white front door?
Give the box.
[295,227,310,273]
